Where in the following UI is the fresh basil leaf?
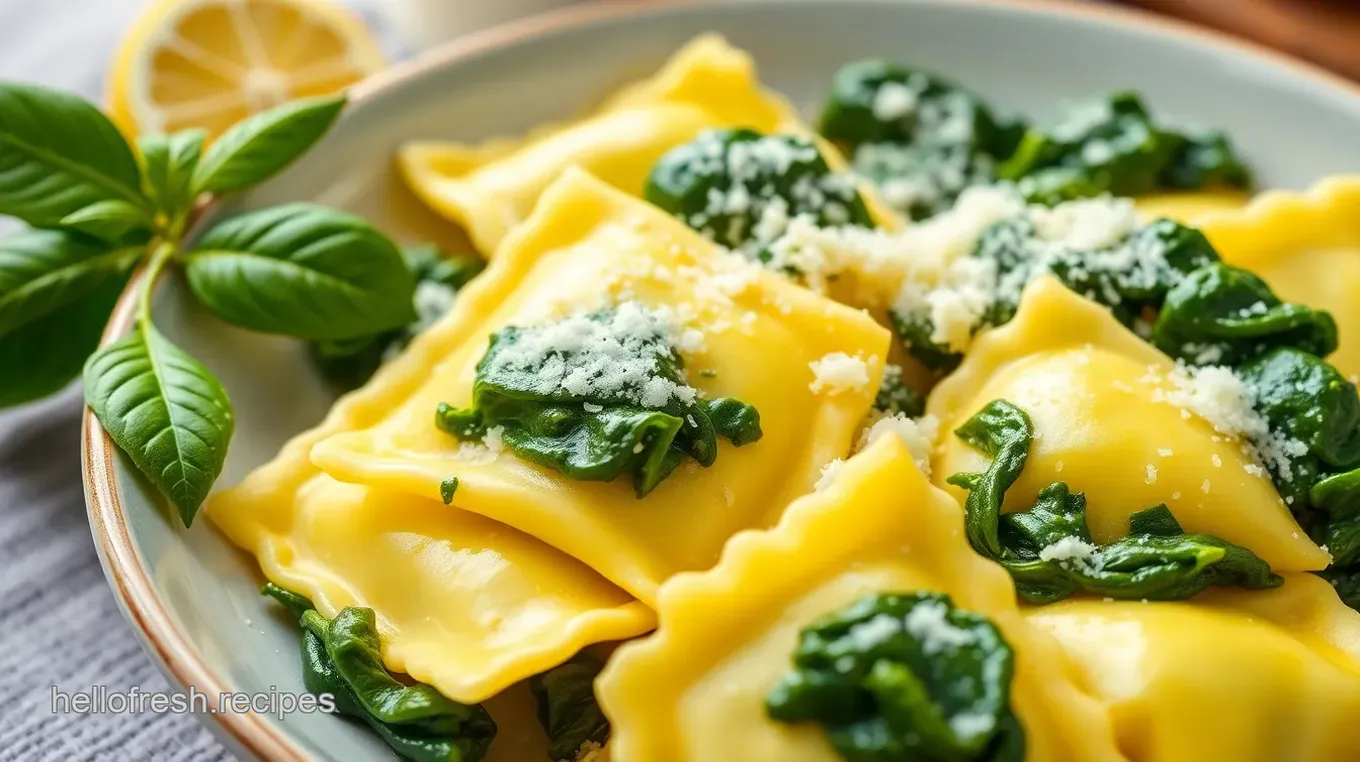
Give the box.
[184,203,417,340]
[139,129,205,222]
[530,654,610,762]
[767,591,1024,761]
[59,199,152,242]
[0,276,124,408]
[191,94,346,195]
[0,228,140,335]
[309,244,485,391]
[0,82,147,226]
[83,323,234,526]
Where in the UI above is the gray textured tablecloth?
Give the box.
[0,2,394,759]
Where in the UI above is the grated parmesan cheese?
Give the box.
[903,599,977,656]
[814,459,846,492]
[490,302,700,410]
[809,352,871,394]
[872,82,919,121]
[857,413,940,476]
[1039,536,1098,569]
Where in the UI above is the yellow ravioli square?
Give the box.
[927,276,1328,572]
[398,34,895,257]
[207,417,653,705]
[596,436,1126,762]
[310,168,892,605]
[1028,575,1360,762]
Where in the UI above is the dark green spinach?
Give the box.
[819,60,1021,221]
[645,128,873,258]
[998,92,1252,198]
[946,400,1282,603]
[261,583,497,762]
[890,215,1218,371]
[874,365,925,418]
[819,65,1252,219]
[435,306,761,497]
[310,244,485,390]
[1235,349,1360,564]
[529,653,610,762]
[766,591,1024,762]
[1160,129,1253,190]
[1153,263,1338,367]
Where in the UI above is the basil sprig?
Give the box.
[766,591,1025,762]
[0,83,420,526]
[262,584,497,762]
[946,399,1282,604]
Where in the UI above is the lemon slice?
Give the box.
[107,0,385,139]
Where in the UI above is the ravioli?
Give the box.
[208,424,653,705]
[398,35,893,257]
[1134,190,1252,225]
[1197,176,1360,378]
[1027,574,1360,762]
[595,436,1126,762]
[309,168,891,606]
[928,276,1329,572]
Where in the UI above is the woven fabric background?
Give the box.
[0,1,396,759]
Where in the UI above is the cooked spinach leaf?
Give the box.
[1160,129,1253,190]
[820,66,1252,220]
[946,400,1282,603]
[874,365,925,418]
[849,142,996,222]
[819,60,1021,221]
[645,128,873,258]
[890,213,1218,371]
[310,244,485,390]
[1234,349,1360,567]
[435,304,761,497]
[766,591,1024,762]
[439,476,459,506]
[1154,263,1338,367]
[820,60,1021,159]
[998,92,1252,198]
[261,583,497,762]
[530,654,610,762]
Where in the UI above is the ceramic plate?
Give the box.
[82,0,1360,759]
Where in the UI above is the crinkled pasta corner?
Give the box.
[308,168,891,606]
[1028,574,1360,762]
[596,436,1127,762]
[397,34,896,258]
[206,420,654,706]
[927,275,1329,572]
[1196,175,1360,378]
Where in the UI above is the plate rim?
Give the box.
[80,0,1360,759]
